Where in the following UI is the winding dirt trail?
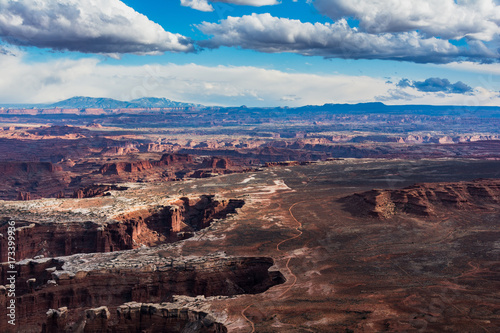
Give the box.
[241,200,492,333]
[240,304,256,333]
[241,169,329,332]
[241,200,305,332]
[241,166,493,333]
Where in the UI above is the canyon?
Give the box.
[0,195,244,262]
[1,159,499,332]
[0,103,499,332]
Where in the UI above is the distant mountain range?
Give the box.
[1,97,500,118]
[0,97,202,109]
[224,102,500,118]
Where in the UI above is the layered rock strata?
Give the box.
[0,255,283,332]
[340,179,500,218]
[0,195,244,262]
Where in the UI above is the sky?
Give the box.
[0,0,500,107]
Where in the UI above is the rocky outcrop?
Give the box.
[0,162,62,175]
[265,161,314,167]
[72,184,128,199]
[99,160,154,175]
[0,196,244,262]
[27,125,91,137]
[99,154,194,176]
[141,142,172,152]
[100,146,139,156]
[0,162,69,200]
[201,157,233,170]
[44,302,228,333]
[0,256,283,333]
[265,161,301,167]
[17,191,31,201]
[113,302,227,333]
[114,195,245,246]
[396,134,500,144]
[159,153,193,165]
[340,179,500,218]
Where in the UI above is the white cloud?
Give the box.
[1,51,498,107]
[214,0,280,5]
[180,0,214,12]
[312,0,500,41]
[379,86,500,106]
[442,61,500,76]
[181,0,280,11]
[198,13,496,63]
[0,0,194,54]
[0,50,389,106]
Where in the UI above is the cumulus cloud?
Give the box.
[181,0,279,12]
[398,78,473,94]
[0,0,194,54]
[312,0,500,41]
[180,0,215,12]
[198,13,496,63]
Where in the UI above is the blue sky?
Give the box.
[0,0,499,107]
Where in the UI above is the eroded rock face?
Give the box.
[16,191,31,201]
[114,303,227,333]
[113,195,245,246]
[0,196,244,262]
[43,302,228,333]
[0,162,62,174]
[201,157,233,170]
[0,162,69,200]
[340,179,500,218]
[100,160,155,175]
[71,185,128,199]
[0,255,284,332]
[99,154,194,176]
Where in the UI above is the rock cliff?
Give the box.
[340,179,500,218]
[0,196,244,262]
[0,255,283,332]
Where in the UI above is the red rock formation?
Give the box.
[71,185,128,199]
[27,125,91,137]
[160,153,193,165]
[17,191,31,201]
[202,157,233,169]
[99,160,153,175]
[43,302,228,333]
[100,146,139,156]
[190,170,215,178]
[140,142,174,153]
[0,162,62,175]
[99,154,194,176]
[340,179,500,218]
[0,196,244,262]
[0,256,283,332]
[110,303,227,333]
[0,162,68,200]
